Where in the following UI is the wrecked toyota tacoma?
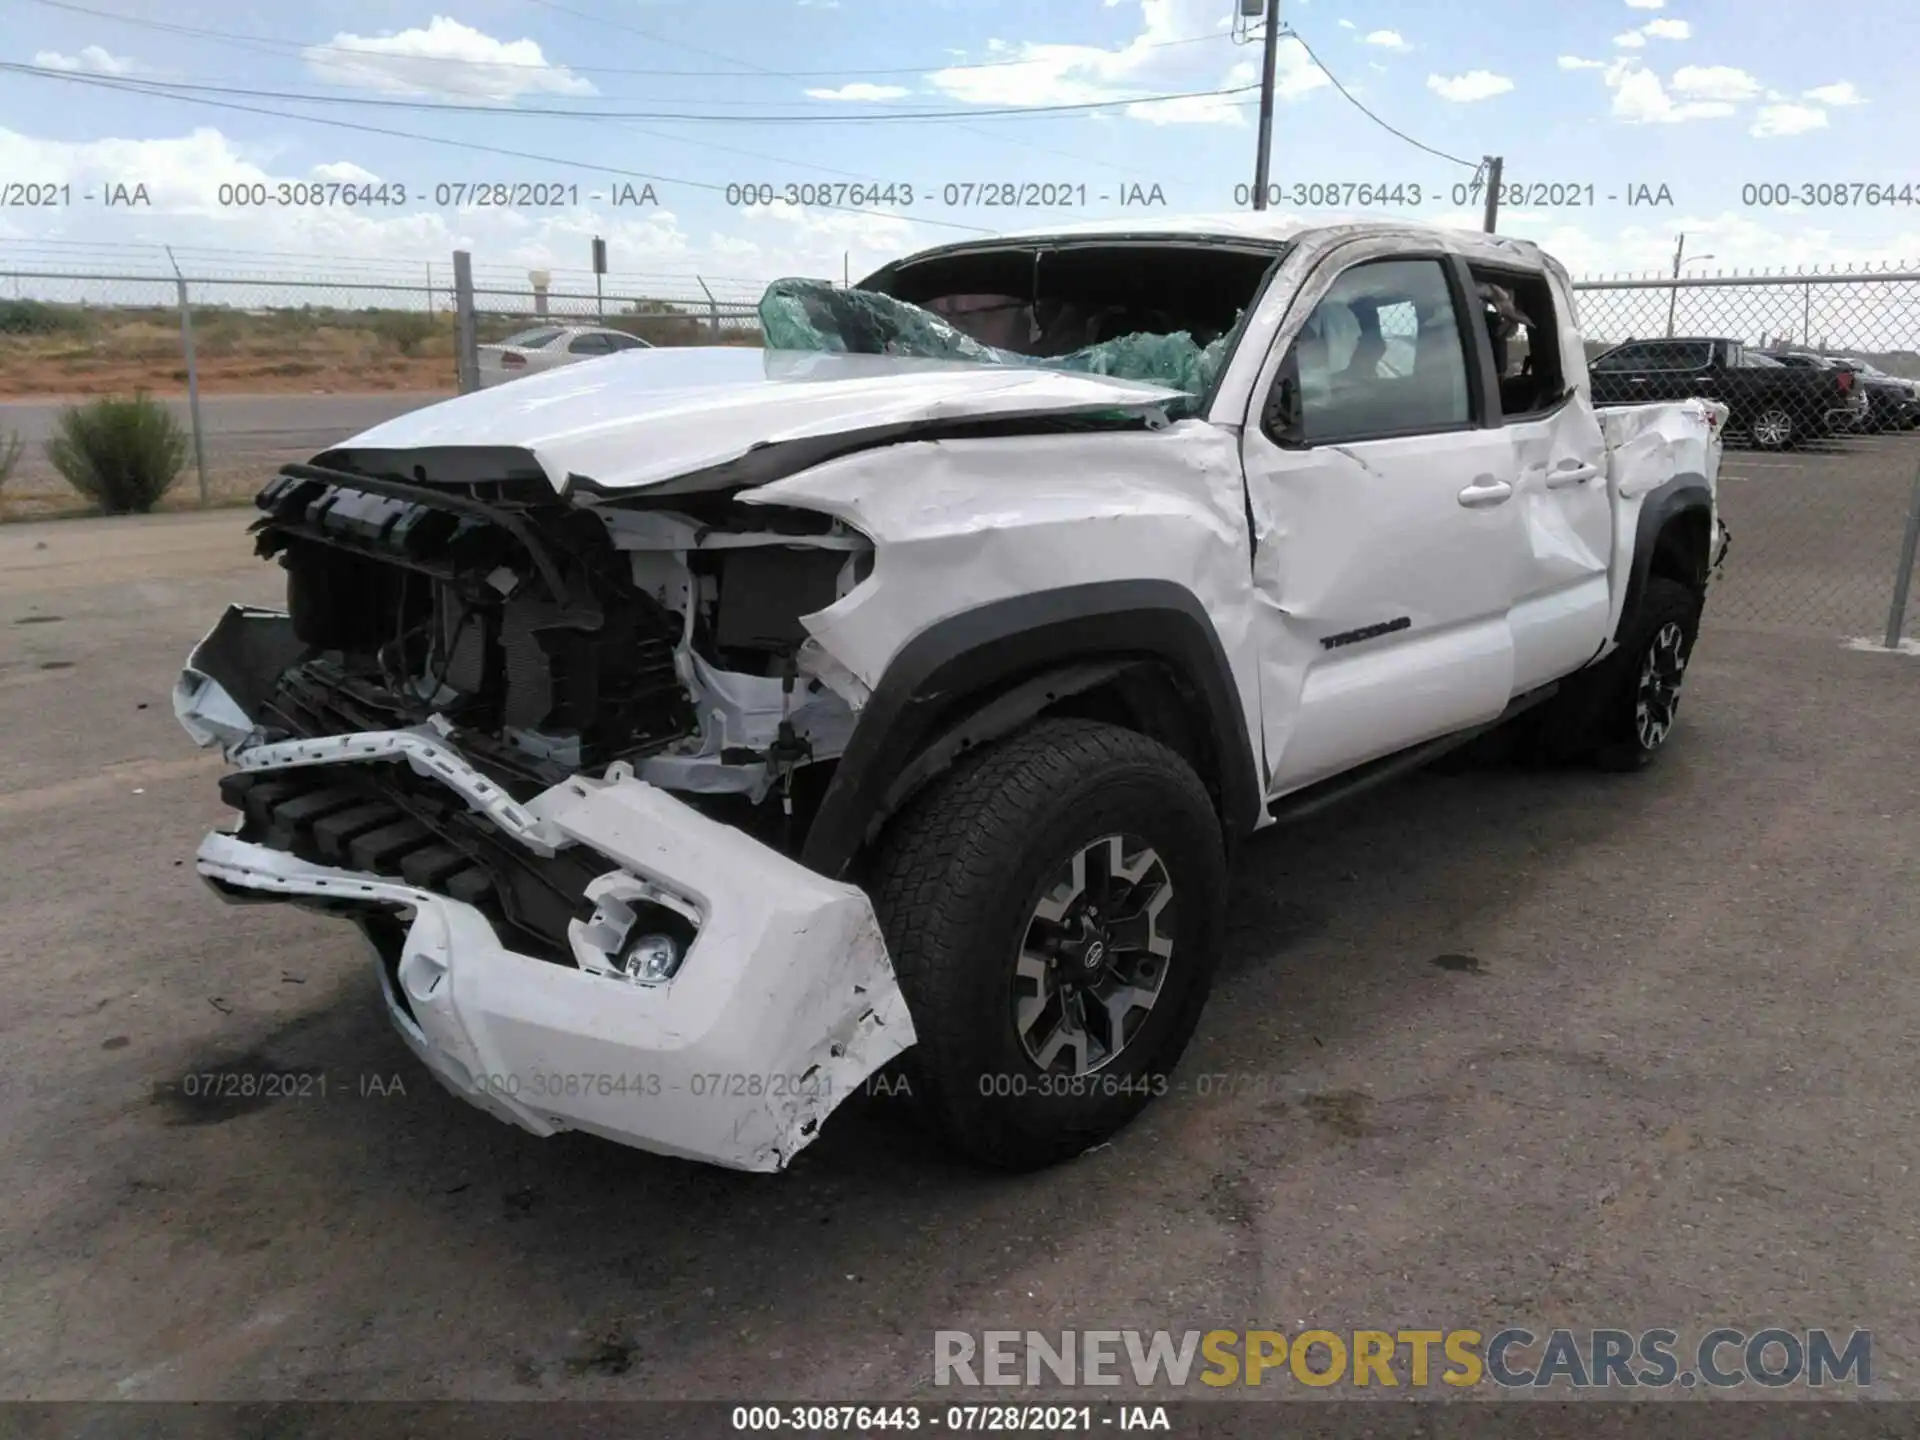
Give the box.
[176,217,1730,1173]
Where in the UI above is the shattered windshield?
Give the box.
[757,242,1281,416]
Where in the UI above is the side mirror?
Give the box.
[1262,367,1303,445]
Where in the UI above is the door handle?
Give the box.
[1458,476,1513,508]
[1628,377,1649,385]
[1545,462,1599,489]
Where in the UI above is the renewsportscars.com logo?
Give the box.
[932,1328,1873,1391]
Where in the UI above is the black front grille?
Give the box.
[218,766,600,964]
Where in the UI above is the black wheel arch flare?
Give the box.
[798,580,1263,880]
[1617,474,1715,644]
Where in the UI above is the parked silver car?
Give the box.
[477,326,654,387]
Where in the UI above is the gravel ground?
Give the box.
[0,505,1916,1407]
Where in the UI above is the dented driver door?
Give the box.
[1240,254,1522,795]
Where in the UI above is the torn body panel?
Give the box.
[183,628,915,1172]
[1597,398,1728,653]
[741,420,1263,762]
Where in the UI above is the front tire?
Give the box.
[867,718,1227,1171]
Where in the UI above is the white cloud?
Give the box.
[1427,70,1514,102]
[1363,30,1411,52]
[33,45,140,75]
[1625,0,1665,7]
[302,16,595,102]
[1752,102,1828,136]
[927,0,1314,124]
[1615,17,1688,47]
[312,161,381,184]
[1803,81,1866,106]
[1604,60,1735,122]
[1559,56,1607,70]
[803,83,911,101]
[1338,18,1356,29]
[1670,65,1761,101]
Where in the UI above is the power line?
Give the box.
[0,66,1004,233]
[1283,28,1480,170]
[2,62,1257,124]
[26,0,1228,81]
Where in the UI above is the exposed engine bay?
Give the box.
[215,459,871,964]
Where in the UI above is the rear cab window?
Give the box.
[1465,263,1568,421]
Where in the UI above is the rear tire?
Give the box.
[1529,578,1703,770]
[867,718,1227,1171]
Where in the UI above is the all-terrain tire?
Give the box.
[1532,577,1703,770]
[866,718,1227,1171]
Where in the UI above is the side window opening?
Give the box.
[1468,267,1567,420]
[1267,257,1472,446]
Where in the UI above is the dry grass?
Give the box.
[0,301,764,398]
[0,308,460,397]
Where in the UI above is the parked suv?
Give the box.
[1590,337,1855,448]
[176,217,1729,1174]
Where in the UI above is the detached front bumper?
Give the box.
[177,606,916,1173]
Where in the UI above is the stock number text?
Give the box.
[1742,182,1920,208]
[216,181,408,208]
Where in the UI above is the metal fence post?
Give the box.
[165,249,209,508]
[1884,463,1920,649]
[452,250,479,394]
[697,276,719,339]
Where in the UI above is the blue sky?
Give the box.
[2,0,1915,294]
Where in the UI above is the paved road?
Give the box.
[0,391,450,452]
[1,507,1917,1404]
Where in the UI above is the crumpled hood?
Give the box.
[325,346,1184,494]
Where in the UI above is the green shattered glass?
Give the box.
[758,278,1233,398]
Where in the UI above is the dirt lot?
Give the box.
[1,497,1917,1406]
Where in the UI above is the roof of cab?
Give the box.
[886,212,1557,272]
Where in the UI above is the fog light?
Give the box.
[620,932,684,984]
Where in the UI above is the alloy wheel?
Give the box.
[1013,833,1175,1076]
[1751,410,1792,448]
[1634,620,1690,751]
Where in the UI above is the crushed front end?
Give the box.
[174,458,912,1172]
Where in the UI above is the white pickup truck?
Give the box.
[175,216,1729,1174]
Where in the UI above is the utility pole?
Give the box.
[1666,232,1686,339]
[1249,0,1281,210]
[1480,155,1504,232]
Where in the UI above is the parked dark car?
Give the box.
[1766,350,1911,432]
[1589,337,1857,449]
[1835,355,1920,430]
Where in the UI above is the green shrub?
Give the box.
[0,298,92,337]
[44,392,188,514]
[0,429,22,492]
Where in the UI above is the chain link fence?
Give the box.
[1570,271,1920,644]
[1,251,1916,646]
[0,257,774,517]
